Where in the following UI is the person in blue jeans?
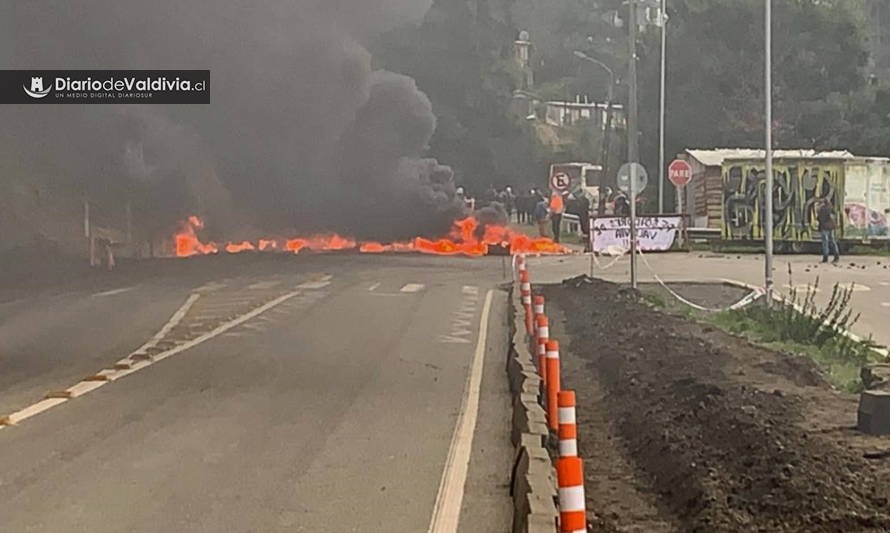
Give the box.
[816,199,840,264]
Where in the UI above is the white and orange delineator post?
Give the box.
[515,253,527,280]
[532,294,545,316]
[558,390,578,457]
[535,314,549,386]
[520,270,533,335]
[556,456,587,533]
[545,339,561,432]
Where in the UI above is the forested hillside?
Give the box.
[375,0,890,197]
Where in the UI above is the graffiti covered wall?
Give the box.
[721,160,844,241]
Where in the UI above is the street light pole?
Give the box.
[573,50,616,217]
[658,0,667,214]
[764,0,774,301]
[628,0,640,289]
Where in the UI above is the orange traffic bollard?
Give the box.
[535,314,549,342]
[557,456,587,533]
[558,390,578,457]
[520,270,533,335]
[533,294,545,316]
[546,340,561,431]
[537,336,548,386]
[534,315,549,384]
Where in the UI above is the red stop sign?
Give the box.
[668,159,692,187]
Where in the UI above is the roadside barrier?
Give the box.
[557,391,578,458]
[515,254,527,282]
[556,457,587,533]
[533,295,545,316]
[520,270,533,335]
[534,314,549,349]
[535,315,549,386]
[591,250,627,271]
[545,340,561,432]
[511,260,587,533]
[536,337,548,387]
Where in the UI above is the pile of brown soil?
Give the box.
[544,277,890,532]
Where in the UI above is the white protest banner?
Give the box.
[592,216,681,254]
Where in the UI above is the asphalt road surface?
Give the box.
[529,251,890,349]
[0,253,514,532]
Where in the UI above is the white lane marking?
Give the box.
[850,283,872,292]
[131,293,201,357]
[1,398,67,426]
[297,281,331,290]
[439,290,480,344]
[47,380,107,399]
[880,282,890,287]
[783,284,820,293]
[196,281,227,293]
[462,286,479,295]
[150,290,302,364]
[248,280,282,290]
[400,283,425,293]
[368,282,381,292]
[0,286,319,428]
[427,289,493,533]
[93,287,135,297]
[882,302,890,308]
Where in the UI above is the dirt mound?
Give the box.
[545,279,890,532]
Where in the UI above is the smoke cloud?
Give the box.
[2,0,464,243]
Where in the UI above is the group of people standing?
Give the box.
[474,185,572,243]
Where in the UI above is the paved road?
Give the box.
[0,254,514,532]
[527,252,890,349]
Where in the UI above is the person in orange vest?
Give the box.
[549,191,566,243]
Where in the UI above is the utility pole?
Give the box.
[628,0,640,289]
[658,0,667,214]
[764,0,774,302]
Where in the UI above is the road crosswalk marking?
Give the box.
[248,280,281,290]
[400,283,425,293]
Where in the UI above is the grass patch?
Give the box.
[643,291,666,309]
[707,279,886,392]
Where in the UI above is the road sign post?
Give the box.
[668,159,692,214]
[668,159,692,248]
[617,163,648,289]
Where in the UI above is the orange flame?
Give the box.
[225,241,256,254]
[175,216,218,257]
[174,216,570,258]
[359,242,389,253]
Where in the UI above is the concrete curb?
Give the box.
[507,286,558,533]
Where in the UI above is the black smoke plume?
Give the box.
[1,0,464,244]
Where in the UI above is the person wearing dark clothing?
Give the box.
[817,200,840,264]
[614,194,630,217]
[517,191,535,224]
[504,187,516,221]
